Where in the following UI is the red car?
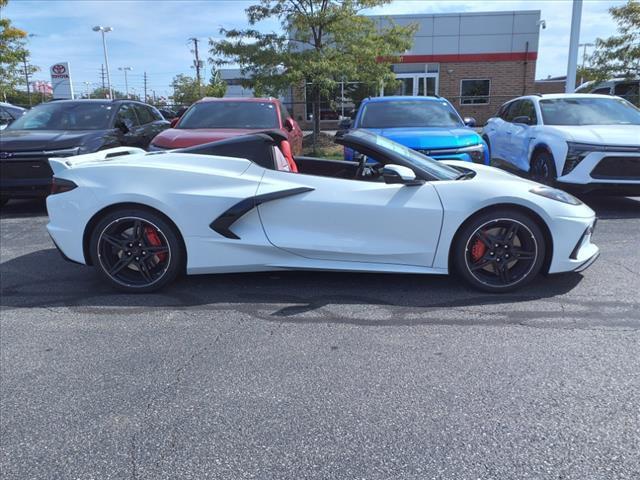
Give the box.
[149,97,303,154]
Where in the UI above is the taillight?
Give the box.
[51,177,77,195]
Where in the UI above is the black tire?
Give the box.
[453,209,546,293]
[0,197,9,208]
[482,136,491,160]
[89,208,184,293]
[530,149,557,185]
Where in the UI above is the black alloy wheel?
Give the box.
[530,150,557,185]
[90,209,183,292]
[454,210,546,292]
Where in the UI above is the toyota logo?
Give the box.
[52,64,66,74]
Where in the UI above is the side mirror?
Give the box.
[382,164,422,186]
[170,117,180,128]
[284,117,295,132]
[512,115,532,125]
[338,118,352,131]
[463,117,476,127]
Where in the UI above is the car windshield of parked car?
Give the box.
[7,102,113,130]
[177,101,279,129]
[539,97,640,126]
[359,100,463,128]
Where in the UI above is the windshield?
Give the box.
[539,97,640,126]
[178,101,279,129]
[7,102,113,130]
[359,100,463,128]
[348,130,461,181]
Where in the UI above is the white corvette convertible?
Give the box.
[46,130,599,293]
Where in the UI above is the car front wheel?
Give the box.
[453,209,546,293]
[530,150,557,185]
[89,208,184,293]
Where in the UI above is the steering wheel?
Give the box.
[354,153,384,180]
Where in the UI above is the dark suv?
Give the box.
[0,99,169,206]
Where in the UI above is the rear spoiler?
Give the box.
[49,147,146,174]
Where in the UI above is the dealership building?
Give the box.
[222,9,545,126]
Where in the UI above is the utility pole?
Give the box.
[143,71,148,103]
[189,37,203,97]
[22,53,32,106]
[565,0,583,93]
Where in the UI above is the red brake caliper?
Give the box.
[471,234,487,262]
[144,227,167,262]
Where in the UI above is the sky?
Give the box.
[3,0,625,99]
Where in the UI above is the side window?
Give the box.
[0,107,13,125]
[148,106,164,121]
[503,100,522,122]
[115,104,140,127]
[613,82,639,103]
[592,87,611,95]
[518,100,537,124]
[498,103,510,120]
[133,104,154,125]
[279,103,291,125]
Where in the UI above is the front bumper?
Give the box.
[559,150,640,194]
[548,215,599,274]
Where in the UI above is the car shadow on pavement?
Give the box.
[1,247,585,319]
[0,199,47,219]
[578,195,640,219]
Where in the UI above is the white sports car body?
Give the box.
[483,93,640,195]
[46,130,599,293]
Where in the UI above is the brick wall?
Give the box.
[437,60,536,125]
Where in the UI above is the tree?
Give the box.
[90,86,126,100]
[170,69,226,106]
[205,66,227,97]
[590,0,640,80]
[0,0,38,101]
[210,0,415,139]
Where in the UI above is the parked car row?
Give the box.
[2,90,639,207]
[0,97,303,206]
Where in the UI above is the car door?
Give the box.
[486,102,514,162]
[114,103,145,148]
[131,103,161,147]
[256,166,444,267]
[505,99,536,171]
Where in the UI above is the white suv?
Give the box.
[482,94,640,195]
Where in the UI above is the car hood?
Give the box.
[362,127,481,149]
[545,124,640,145]
[152,128,276,148]
[0,129,102,151]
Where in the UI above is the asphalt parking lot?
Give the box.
[1,196,639,480]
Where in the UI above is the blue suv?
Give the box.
[341,96,489,164]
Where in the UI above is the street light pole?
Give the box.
[119,66,132,98]
[84,81,91,98]
[92,26,113,99]
[565,0,583,93]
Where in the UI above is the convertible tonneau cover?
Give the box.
[48,147,147,174]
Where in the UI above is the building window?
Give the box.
[460,79,490,105]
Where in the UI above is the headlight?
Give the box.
[43,147,81,157]
[530,185,582,205]
[457,144,485,163]
[563,142,603,175]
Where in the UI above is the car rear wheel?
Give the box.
[530,150,557,185]
[89,208,184,293]
[453,209,546,293]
